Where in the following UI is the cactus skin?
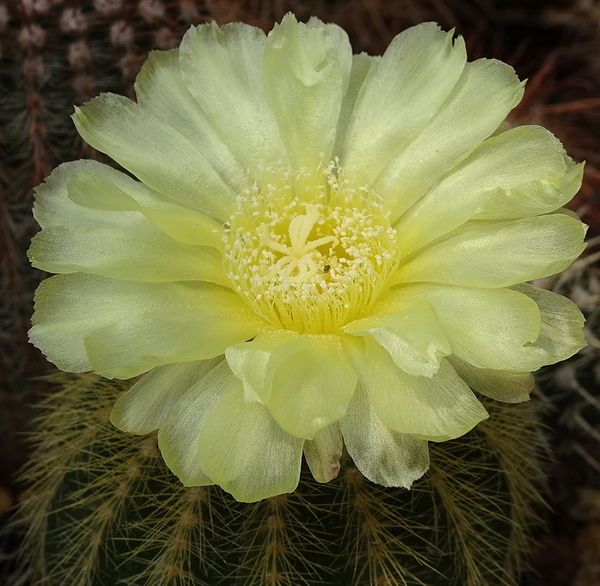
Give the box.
[13,372,545,586]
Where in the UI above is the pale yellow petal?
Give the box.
[339,381,429,488]
[157,360,233,487]
[29,217,227,285]
[344,336,488,441]
[344,299,450,377]
[134,48,246,191]
[303,423,343,483]
[376,58,524,222]
[375,284,549,372]
[333,53,380,155]
[111,358,222,434]
[61,160,224,248]
[448,355,534,403]
[393,214,586,288]
[511,283,586,363]
[225,330,305,404]
[29,274,265,379]
[263,13,352,170]
[197,373,304,502]
[266,334,358,439]
[73,94,236,221]
[395,125,583,255]
[179,21,287,171]
[32,162,223,283]
[341,23,466,183]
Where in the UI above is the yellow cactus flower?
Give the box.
[29,14,586,502]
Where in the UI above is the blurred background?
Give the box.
[1,0,599,584]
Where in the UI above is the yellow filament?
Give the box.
[223,166,399,334]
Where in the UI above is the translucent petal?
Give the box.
[377,284,550,372]
[394,213,586,288]
[303,423,343,483]
[157,360,233,487]
[266,335,358,439]
[263,13,352,170]
[32,161,113,229]
[29,274,264,378]
[333,53,380,155]
[341,23,466,182]
[344,336,488,441]
[54,160,224,248]
[448,355,534,403]
[339,381,429,488]
[29,215,228,285]
[179,21,287,171]
[472,158,583,223]
[72,94,236,221]
[395,125,584,255]
[225,330,307,404]
[376,58,524,222]
[511,283,587,363]
[134,48,245,191]
[197,373,304,502]
[344,299,450,377]
[111,358,222,434]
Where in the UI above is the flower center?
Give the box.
[223,165,399,334]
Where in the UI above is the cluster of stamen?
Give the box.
[223,164,399,334]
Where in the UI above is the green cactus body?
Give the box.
[14,372,545,586]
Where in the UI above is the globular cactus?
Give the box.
[14,372,546,586]
[3,4,600,586]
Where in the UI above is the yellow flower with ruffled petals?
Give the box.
[29,14,586,502]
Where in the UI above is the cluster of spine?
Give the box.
[12,371,546,586]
